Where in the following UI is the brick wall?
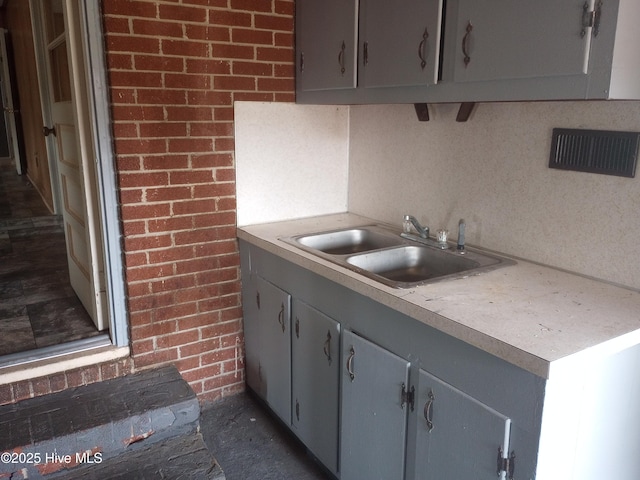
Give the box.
[0,0,294,407]
[103,0,295,401]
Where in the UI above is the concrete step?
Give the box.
[0,365,224,479]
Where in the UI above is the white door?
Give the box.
[0,29,23,174]
[31,0,107,331]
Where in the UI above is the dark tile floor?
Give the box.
[201,392,333,480]
[0,157,100,357]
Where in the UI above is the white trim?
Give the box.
[79,0,129,347]
[0,345,130,386]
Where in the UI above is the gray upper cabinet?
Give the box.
[296,0,358,92]
[291,299,340,475]
[358,0,443,89]
[411,369,513,480]
[340,330,410,480]
[296,0,640,103]
[443,0,592,83]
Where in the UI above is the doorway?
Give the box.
[0,0,128,366]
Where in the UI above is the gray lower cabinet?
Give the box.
[340,330,410,480]
[243,274,292,424]
[291,299,340,475]
[410,369,513,480]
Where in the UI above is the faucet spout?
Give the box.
[403,214,429,239]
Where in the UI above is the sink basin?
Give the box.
[295,227,403,255]
[282,224,514,288]
[346,245,481,285]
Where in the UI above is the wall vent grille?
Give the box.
[549,128,639,178]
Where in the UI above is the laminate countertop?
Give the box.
[237,213,640,379]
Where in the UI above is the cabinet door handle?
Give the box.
[299,51,305,73]
[295,317,300,338]
[424,390,435,432]
[278,303,285,333]
[323,330,332,365]
[338,41,346,75]
[462,21,473,67]
[363,41,369,66]
[346,346,355,381]
[295,399,300,421]
[418,27,429,70]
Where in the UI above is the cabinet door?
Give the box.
[340,330,410,480]
[296,0,358,91]
[412,369,512,480]
[446,0,593,83]
[242,272,261,395]
[254,276,292,424]
[359,0,443,88]
[291,300,340,475]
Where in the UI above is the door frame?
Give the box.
[28,0,128,348]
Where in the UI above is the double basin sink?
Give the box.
[282,224,514,289]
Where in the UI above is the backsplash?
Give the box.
[234,100,640,290]
[348,102,640,290]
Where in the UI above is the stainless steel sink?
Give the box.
[296,227,402,255]
[282,224,514,288]
[346,245,481,285]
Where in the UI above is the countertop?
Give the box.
[237,213,640,379]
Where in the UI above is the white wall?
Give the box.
[348,101,640,290]
[235,101,349,226]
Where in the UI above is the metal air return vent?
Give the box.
[549,128,639,178]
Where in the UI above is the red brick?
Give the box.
[168,138,214,153]
[232,28,273,45]
[137,89,187,105]
[165,73,211,90]
[139,122,188,138]
[159,4,207,23]
[230,0,274,12]
[148,216,194,233]
[256,46,294,63]
[135,54,185,72]
[185,24,230,42]
[186,58,231,75]
[132,19,184,38]
[166,106,214,122]
[146,186,193,202]
[111,105,165,121]
[254,14,293,32]
[156,330,200,349]
[209,10,252,27]
[134,348,179,368]
[211,43,255,60]
[120,203,171,220]
[162,39,210,58]
[258,76,295,92]
[107,35,161,54]
[232,61,272,76]
[103,0,158,18]
[148,246,195,264]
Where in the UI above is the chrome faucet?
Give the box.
[403,215,429,239]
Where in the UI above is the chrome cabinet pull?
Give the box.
[363,41,369,66]
[418,27,429,70]
[323,330,332,365]
[278,303,285,333]
[462,21,473,67]
[299,51,305,73]
[424,390,435,431]
[346,346,355,381]
[338,41,346,75]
